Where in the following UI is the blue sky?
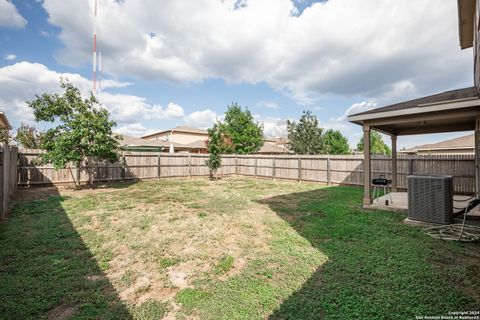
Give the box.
[0,0,474,149]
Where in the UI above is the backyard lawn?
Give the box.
[0,177,479,319]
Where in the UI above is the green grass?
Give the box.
[0,177,479,319]
[214,256,235,275]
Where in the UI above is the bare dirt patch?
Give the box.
[16,187,61,202]
[47,302,78,320]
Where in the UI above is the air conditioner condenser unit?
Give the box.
[407,175,453,224]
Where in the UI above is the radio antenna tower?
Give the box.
[98,51,102,92]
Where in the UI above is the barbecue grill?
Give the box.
[372,175,393,204]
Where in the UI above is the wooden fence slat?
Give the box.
[0,145,18,219]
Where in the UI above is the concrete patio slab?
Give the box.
[363,191,480,218]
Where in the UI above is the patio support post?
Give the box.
[391,135,397,192]
[363,125,372,205]
[475,116,480,194]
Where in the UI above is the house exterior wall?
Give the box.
[475,0,480,89]
[171,132,208,144]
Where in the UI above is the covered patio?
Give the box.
[348,87,480,219]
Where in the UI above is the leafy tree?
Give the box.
[0,128,10,144]
[287,111,323,154]
[206,123,222,180]
[27,79,121,186]
[14,124,42,149]
[220,103,263,154]
[322,129,350,155]
[357,130,391,155]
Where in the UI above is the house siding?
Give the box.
[475,0,480,89]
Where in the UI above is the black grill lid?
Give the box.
[372,178,392,186]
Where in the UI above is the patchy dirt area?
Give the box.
[8,178,322,319]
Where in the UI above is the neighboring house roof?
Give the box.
[141,125,208,139]
[350,87,479,119]
[182,139,207,149]
[275,138,288,145]
[0,112,12,129]
[458,0,475,49]
[118,134,173,147]
[257,142,289,154]
[118,134,204,150]
[118,134,149,146]
[400,133,474,153]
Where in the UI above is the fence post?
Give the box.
[272,157,275,180]
[0,146,5,219]
[76,161,81,187]
[87,156,94,186]
[96,158,100,183]
[235,155,238,175]
[188,154,192,178]
[327,157,331,185]
[121,153,126,181]
[10,147,17,197]
[298,156,302,182]
[157,153,161,180]
[408,158,414,175]
[27,154,32,188]
[254,156,257,178]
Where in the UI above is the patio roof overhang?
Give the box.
[458,0,476,49]
[348,87,480,206]
[348,87,480,136]
[349,98,480,135]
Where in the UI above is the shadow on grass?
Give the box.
[0,187,132,319]
[258,186,480,319]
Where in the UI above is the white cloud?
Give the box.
[0,61,183,127]
[183,109,218,128]
[0,0,27,28]
[317,100,378,147]
[42,0,471,104]
[115,123,155,137]
[257,101,279,109]
[4,54,16,61]
[343,101,378,119]
[99,93,185,123]
[321,119,350,132]
[253,115,288,138]
[40,30,54,37]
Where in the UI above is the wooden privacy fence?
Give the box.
[18,151,476,194]
[18,151,236,186]
[1,145,18,219]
